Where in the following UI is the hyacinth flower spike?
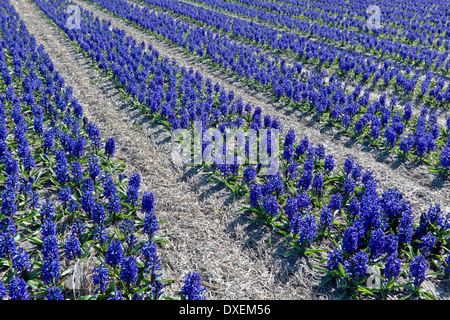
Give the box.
[181,272,206,300]
[227,165,256,198]
[104,137,117,173]
[408,254,429,296]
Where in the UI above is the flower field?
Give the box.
[1,0,450,301]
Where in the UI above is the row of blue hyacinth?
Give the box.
[137,0,450,95]
[86,0,448,112]
[33,0,450,297]
[84,0,450,174]
[188,0,448,53]
[247,146,450,295]
[259,0,448,48]
[0,0,206,300]
[166,0,449,104]
[132,0,450,116]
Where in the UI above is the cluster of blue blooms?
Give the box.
[251,135,450,291]
[0,0,206,300]
[186,0,449,54]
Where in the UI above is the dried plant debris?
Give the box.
[1,0,450,301]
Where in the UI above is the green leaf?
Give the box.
[304,248,328,253]
[161,278,176,284]
[338,290,348,300]
[312,266,328,274]
[398,283,415,292]
[338,263,347,277]
[283,249,297,257]
[152,235,172,246]
[26,279,44,290]
[15,211,39,224]
[420,288,436,300]
[77,295,98,300]
[277,229,290,237]
[27,236,43,246]
[357,286,376,296]
[0,258,10,267]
